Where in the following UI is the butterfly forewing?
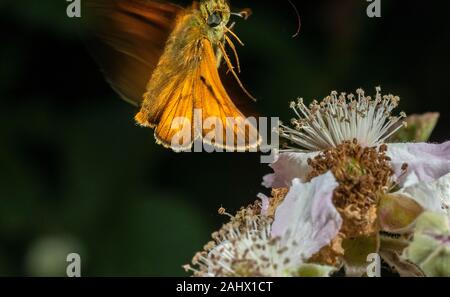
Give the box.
[83,0,182,105]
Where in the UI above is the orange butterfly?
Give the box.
[84,0,261,151]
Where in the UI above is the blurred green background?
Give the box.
[1,0,449,276]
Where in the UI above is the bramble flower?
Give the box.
[186,173,341,277]
[261,88,450,276]
[185,87,450,277]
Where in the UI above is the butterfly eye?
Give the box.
[207,12,222,27]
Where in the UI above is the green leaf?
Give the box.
[296,263,335,277]
[389,113,440,143]
[414,211,450,234]
[342,234,380,276]
[378,194,424,233]
[420,246,450,277]
[403,212,450,276]
[379,234,424,277]
[379,250,424,277]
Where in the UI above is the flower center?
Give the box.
[307,140,394,237]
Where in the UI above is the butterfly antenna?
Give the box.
[288,0,301,38]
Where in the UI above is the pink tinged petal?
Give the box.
[257,193,270,216]
[271,172,342,260]
[387,142,450,186]
[396,172,450,213]
[262,152,318,188]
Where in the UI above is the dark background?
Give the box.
[0,0,449,276]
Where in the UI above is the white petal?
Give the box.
[271,172,342,260]
[257,193,270,216]
[396,173,450,213]
[387,142,450,187]
[262,152,318,188]
[402,171,420,188]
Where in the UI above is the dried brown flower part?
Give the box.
[217,201,262,232]
[265,188,289,217]
[307,140,394,238]
[309,234,345,266]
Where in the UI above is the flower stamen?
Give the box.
[280,88,407,152]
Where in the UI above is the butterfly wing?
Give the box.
[83,0,182,105]
[136,36,261,151]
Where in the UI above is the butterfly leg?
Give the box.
[218,42,256,102]
[224,34,241,73]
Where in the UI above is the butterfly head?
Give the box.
[200,0,231,30]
